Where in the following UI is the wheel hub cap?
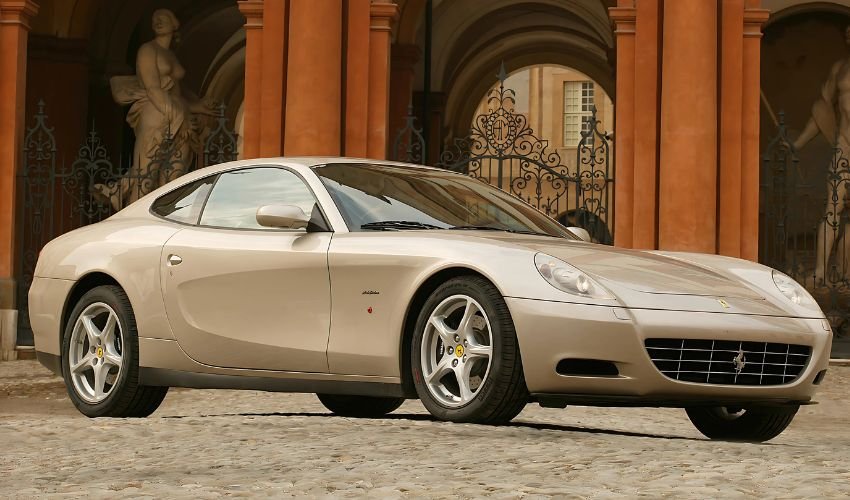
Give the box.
[420,294,493,408]
[68,302,125,404]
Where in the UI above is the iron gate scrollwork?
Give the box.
[760,111,850,357]
[15,101,239,345]
[394,65,614,244]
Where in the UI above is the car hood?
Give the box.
[440,231,763,300]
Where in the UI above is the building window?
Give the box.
[563,81,594,147]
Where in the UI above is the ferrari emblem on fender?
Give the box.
[718,299,730,309]
[732,349,746,374]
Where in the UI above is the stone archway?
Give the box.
[390,0,615,162]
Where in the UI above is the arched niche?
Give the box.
[393,0,614,151]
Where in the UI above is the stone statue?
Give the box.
[95,9,216,210]
[792,25,850,286]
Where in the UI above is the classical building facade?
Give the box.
[2,0,850,358]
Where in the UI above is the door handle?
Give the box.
[167,254,183,266]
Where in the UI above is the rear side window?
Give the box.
[151,177,215,224]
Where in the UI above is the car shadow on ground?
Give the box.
[162,411,704,441]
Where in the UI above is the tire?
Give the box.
[411,276,528,424]
[686,405,799,442]
[316,394,405,418]
[61,285,168,418]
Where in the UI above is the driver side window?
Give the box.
[199,167,317,230]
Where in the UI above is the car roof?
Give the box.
[110,157,449,220]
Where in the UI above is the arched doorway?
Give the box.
[389,0,616,242]
[16,0,245,346]
[759,3,850,356]
[390,0,615,162]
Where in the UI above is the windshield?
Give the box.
[314,163,574,238]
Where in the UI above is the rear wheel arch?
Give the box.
[399,266,502,398]
[61,273,123,346]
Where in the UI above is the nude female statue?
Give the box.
[96,9,215,210]
[792,25,850,286]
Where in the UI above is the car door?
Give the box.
[161,166,332,372]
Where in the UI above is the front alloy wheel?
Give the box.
[420,294,493,407]
[412,276,528,424]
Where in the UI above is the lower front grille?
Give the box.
[644,338,811,386]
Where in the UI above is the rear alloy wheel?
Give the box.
[316,394,405,418]
[62,285,168,418]
[412,277,528,424]
[686,405,799,442]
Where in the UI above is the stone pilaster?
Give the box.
[237,0,264,158]
[609,3,636,248]
[0,0,39,361]
[367,0,399,159]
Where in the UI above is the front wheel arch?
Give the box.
[399,267,503,399]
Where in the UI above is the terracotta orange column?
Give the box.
[631,0,661,249]
[741,3,770,261]
[284,0,342,155]
[609,3,636,248]
[718,0,744,257]
[658,0,718,253]
[344,0,371,157]
[238,0,264,159]
[258,0,288,156]
[0,0,38,360]
[367,0,398,159]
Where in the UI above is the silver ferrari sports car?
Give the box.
[30,158,831,441]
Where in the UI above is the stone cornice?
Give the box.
[0,0,39,29]
[370,1,399,32]
[238,0,264,30]
[608,6,636,35]
[743,8,770,38]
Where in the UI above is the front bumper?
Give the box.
[507,297,832,405]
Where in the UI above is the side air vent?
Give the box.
[556,359,619,377]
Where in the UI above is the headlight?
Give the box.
[771,270,816,307]
[535,253,614,299]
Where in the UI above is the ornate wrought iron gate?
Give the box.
[15,101,238,345]
[761,112,850,357]
[393,67,614,244]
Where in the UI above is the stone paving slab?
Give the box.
[1,360,849,498]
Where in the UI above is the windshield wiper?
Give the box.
[507,228,557,237]
[450,225,554,237]
[448,225,506,231]
[361,220,444,231]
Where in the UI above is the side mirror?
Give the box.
[567,226,591,242]
[256,204,310,229]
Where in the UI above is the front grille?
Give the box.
[644,338,811,386]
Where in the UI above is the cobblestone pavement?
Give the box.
[2,360,850,499]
